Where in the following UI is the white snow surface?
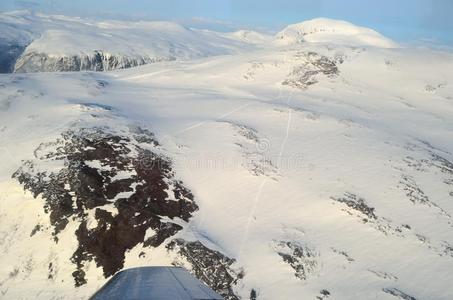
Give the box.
[0,11,262,59]
[0,13,453,300]
[275,18,398,48]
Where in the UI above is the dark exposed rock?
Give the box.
[230,123,259,143]
[225,121,277,179]
[129,125,159,146]
[404,145,453,183]
[273,240,318,281]
[431,153,453,175]
[368,269,398,281]
[167,239,243,300]
[48,262,57,280]
[331,248,354,262]
[332,192,377,220]
[382,288,416,300]
[400,175,430,206]
[316,289,331,300]
[441,241,453,257]
[399,175,451,218]
[403,148,453,213]
[30,224,42,237]
[250,289,257,300]
[143,222,182,248]
[72,269,87,287]
[13,126,197,285]
[320,289,330,296]
[403,156,428,172]
[283,52,340,89]
[331,193,410,237]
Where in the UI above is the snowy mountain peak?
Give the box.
[275,18,398,48]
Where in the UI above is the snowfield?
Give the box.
[0,11,269,73]
[0,12,453,300]
[275,18,398,48]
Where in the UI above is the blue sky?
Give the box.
[1,0,453,45]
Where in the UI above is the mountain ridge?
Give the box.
[0,12,398,73]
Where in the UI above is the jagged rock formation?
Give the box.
[273,240,318,281]
[14,51,174,73]
[282,51,341,89]
[167,239,243,300]
[316,289,331,300]
[382,288,417,300]
[332,192,377,221]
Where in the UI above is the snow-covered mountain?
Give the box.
[275,18,398,48]
[1,12,453,300]
[0,11,267,73]
[0,13,400,74]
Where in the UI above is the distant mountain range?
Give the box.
[0,11,397,73]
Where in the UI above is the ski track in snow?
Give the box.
[237,88,294,260]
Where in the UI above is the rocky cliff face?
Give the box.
[13,51,175,73]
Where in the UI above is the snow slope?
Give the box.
[1,14,453,300]
[275,18,398,48]
[0,11,264,73]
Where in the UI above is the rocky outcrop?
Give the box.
[332,192,377,220]
[11,98,244,297]
[272,240,318,281]
[282,51,342,89]
[13,50,175,72]
[167,239,243,300]
[382,288,417,300]
[13,126,197,286]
